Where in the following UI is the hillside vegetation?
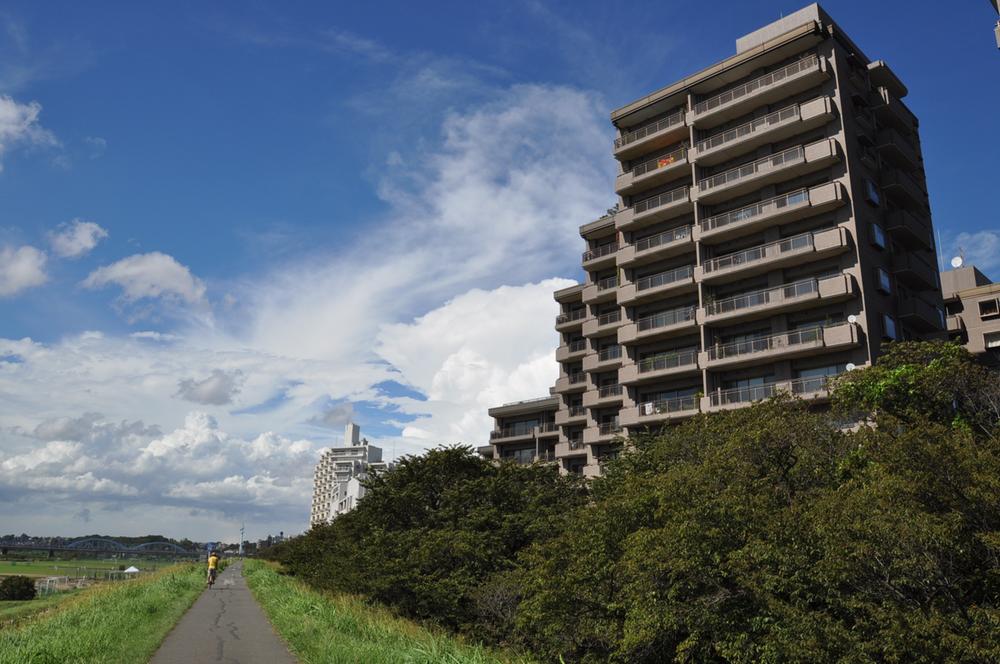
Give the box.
[268,342,1000,663]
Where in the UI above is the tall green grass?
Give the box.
[0,590,81,628]
[0,564,204,664]
[244,560,535,664]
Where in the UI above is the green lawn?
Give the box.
[244,560,535,664]
[0,559,153,578]
[0,563,204,664]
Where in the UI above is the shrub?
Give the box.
[0,575,36,601]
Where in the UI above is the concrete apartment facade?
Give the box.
[942,265,1000,363]
[484,4,945,477]
[309,423,390,527]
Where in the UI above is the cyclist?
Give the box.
[206,550,220,587]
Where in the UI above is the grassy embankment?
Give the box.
[0,563,204,664]
[0,590,81,627]
[244,560,535,664]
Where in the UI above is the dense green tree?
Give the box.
[0,575,36,601]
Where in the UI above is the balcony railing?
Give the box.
[700,188,809,233]
[709,373,840,406]
[702,231,814,274]
[596,275,618,291]
[615,110,685,148]
[639,395,698,415]
[491,424,535,439]
[637,305,697,332]
[583,242,619,263]
[598,384,623,398]
[636,265,694,291]
[632,146,688,177]
[696,104,800,154]
[538,422,559,433]
[598,345,622,361]
[568,438,584,450]
[639,349,698,373]
[568,339,587,352]
[697,145,804,193]
[705,278,818,317]
[708,326,823,361]
[694,55,820,115]
[568,405,587,416]
[597,310,622,326]
[598,420,622,435]
[568,372,587,384]
[556,309,587,324]
[635,225,692,253]
[633,186,689,215]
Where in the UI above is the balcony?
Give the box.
[881,169,928,210]
[701,274,854,325]
[613,109,687,160]
[891,252,938,292]
[619,305,698,345]
[555,308,587,331]
[705,374,841,411]
[947,314,964,334]
[489,425,536,443]
[619,395,699,427]
[554,438,587,458]
[694,139,839,204]
[583,384,625,408]
[555,339,588,362]
[876,127,920,172]
[616,186,693,232]
[691,55,829,127]
[583,309,622,337]
[615,146,690,196]
[583,420,623,445]
[582,242,620,270]
[867,61,907,99]
[618,224,694,267]
[698,181,845,243]
[692,97,834,166]
[553,372,589,394]
[620,349,699,385]
[697,227,850,283]
[583,344,623,372]
[898,296,944,332]
[873,86,918,134]
[885,208,933,250]
[582,275,620,304]
[618,265,696,305]
[555,404,587,426]
[701,323,859,370]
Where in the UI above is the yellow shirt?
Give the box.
[207,555,219,570]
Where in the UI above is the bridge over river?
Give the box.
[1,538,201,558]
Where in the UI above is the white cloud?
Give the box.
[176,369,244,406]
[0,95,58,171]
[49,218,109,258]
[0,244,47,296]
[947,230,1000,278]
[82,252,208,313]
[83,135,106,159]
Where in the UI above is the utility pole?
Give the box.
[238,522,245,557]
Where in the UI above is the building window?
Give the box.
[864,179,881,207]
[979,299,1000,320]
[876,267,892,294]
[986,332,1000,350]
[871,223,887,249]
[882,314,899,341]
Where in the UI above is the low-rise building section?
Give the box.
[942,265,1000,364]
[309,423,391,527]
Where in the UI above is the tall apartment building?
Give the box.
[484,4,944,477]
[942,265,1000,363]
[309,422,390,527]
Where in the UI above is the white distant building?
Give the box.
[309,422,390,527]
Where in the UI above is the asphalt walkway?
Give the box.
[149,561,298,664]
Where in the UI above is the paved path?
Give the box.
[149,561,298,664]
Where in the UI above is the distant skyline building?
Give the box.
[309,422,390,527]
[483,3,946,476]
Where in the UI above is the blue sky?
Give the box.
[1,0,997,540]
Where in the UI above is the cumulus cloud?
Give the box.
[82,252,207,313]
[0,244,47,296]
[176,369,244,406]
[947,230,1000,278]
[49,219,109,258]
[0,95,58,171]
[309,402,355,428]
